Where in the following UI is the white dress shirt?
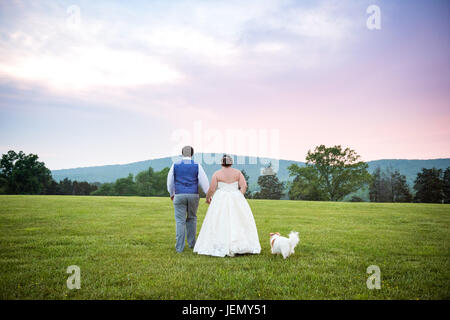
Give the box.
[167,157,210,197]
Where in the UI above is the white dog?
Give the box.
[269,231,300,259]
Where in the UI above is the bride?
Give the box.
[193,155,261,257]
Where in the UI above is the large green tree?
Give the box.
[369,167,412,202]
[289,145,371,201]
[57,178,73,195]
[369,167,389,202]
[135,167,170,197]
[114,174,137,196]
[0,150,53,194]
[287,165,327,201]
[413,168,443,203]
[135,168,153,196]
[254,164,284,200]
[390,170,412,202]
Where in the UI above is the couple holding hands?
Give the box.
[167,146,261,257]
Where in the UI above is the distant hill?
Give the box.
[367,159,450,185]
[51,154,304,190]
[52,154,450,190]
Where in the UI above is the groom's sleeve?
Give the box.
[198,164,210,194]
[167,164,175,197]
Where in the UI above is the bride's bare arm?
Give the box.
[206,172,218,202]
[238,171,247,195]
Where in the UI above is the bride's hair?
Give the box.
[222,154,233,167]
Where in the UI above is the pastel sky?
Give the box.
[0,0,449,169]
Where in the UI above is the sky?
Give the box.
[0,0,449,170]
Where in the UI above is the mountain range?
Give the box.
[52,153,450,190]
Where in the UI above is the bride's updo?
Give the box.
[222,154,233,167]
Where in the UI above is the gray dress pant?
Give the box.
[173,193,199,252]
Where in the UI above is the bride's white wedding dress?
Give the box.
[193,181,261,257]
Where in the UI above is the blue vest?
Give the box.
[174,159,199,194]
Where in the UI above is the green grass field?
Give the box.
[0,195,449,300]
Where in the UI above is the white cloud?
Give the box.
[0,0,358,106]
[1,44,183,90]
[276,4,353,40]
[252,42,288,53]
[139,26,239,65]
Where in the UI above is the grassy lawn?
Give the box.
[0,195,449,300]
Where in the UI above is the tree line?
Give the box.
[255,145,450,204]
[47,178,99,195]
[91,167,169,196]
[0,150,170,197]
[0,151,99,195]
[1,149,449,203]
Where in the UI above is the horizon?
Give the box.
[1,0,449,169]
[50,151,450,171]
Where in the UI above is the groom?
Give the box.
[167,146,210,253]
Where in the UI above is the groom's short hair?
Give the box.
[182,146,194,157]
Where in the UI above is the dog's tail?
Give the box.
[288,231,300,253]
